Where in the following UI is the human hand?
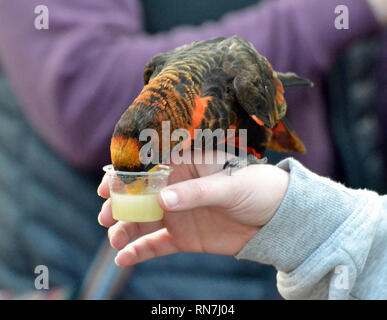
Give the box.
[97,155,289,267]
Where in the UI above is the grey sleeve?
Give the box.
[235,158,387,300]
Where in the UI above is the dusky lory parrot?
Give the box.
[111,36,313,173]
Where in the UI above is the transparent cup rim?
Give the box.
[103,164,173,176]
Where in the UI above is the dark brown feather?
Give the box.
[112,36,312,171]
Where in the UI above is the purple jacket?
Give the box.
[0,0,380,176]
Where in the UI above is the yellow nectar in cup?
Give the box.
[103,164,173,222]
[110,192,163,222]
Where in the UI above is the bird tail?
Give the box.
[266,117,306,154]
[276,72,313,88]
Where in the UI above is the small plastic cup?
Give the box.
[103,164,173,222]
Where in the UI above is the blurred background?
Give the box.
[0,0,385,299]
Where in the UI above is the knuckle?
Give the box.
[190,180,208,201]
[130,244,141,261]
[143,238,157,259]
[107,227,114,243]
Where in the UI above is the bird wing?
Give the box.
[218,37,308,153]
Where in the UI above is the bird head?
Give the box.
[111,134,161,172]
[110,105,161,173]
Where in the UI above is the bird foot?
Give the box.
[223,154,268,176]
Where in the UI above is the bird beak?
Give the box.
[143,163,156,172]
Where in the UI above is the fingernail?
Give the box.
[101,198,110,211]
[97,213,103,226]
[115,252,130,267]
[97,184,103,197]
[160,189,179,209]
[97,212,107,227]
[114,255,123,267]
[97,174,107,197]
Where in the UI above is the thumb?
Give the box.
[158,171,241,212]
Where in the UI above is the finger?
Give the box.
[98,198,117,227]
[115,228,179,267]
[159,170,242,212]
[108,220,163,250]
[97,174,110,199]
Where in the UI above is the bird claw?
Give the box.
[223,155,267,176]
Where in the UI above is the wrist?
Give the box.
[259,165,290,227]
[235,158,369,273]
